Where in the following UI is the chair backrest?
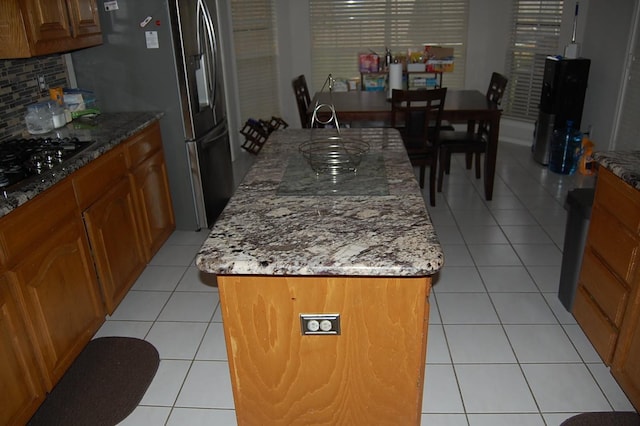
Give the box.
[292,75,311,128]
[476,72,508,138]
[486,72,508,106]
[390,88,447,150]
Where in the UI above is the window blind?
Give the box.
[230,0,280,122]
[504,0,564,121]
[309,0,469,92]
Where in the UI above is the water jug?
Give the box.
[549,120,583,175]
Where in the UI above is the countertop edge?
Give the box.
[594,151,640,191]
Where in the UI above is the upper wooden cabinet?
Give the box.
[0,0,102,59]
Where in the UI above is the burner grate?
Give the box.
[0,137,94,192]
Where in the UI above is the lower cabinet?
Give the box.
[574,167,640,411]
[126,121,175,261]
[611,288,640,409]
[13,210,105,390]
[82,177,146,314]
[0,120,175,423]
[0,272,45,426]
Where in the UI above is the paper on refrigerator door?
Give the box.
[145,31,159,49]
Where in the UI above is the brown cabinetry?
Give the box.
[125,121,176,261]
[0,0,102,58]
[0,120,174,422]
[0,180,105,393]
[218,275,431,425]
[0,271,45,426]
[574,167,640,410]
[73,148,146,314]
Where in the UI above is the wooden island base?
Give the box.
[217,275,431,426]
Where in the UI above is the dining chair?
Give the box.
[292,75,311,128]
[390,87,447,206]
[437,72,508,192]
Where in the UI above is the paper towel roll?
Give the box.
[388,63,403,98]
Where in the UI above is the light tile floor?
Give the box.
[100,142,636,425]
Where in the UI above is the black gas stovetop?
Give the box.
[0,136,94,193]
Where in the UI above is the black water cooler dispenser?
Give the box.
[533,56,590,165]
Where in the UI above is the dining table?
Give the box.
[307,89,502,201]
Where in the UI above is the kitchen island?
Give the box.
[196,128,443,425]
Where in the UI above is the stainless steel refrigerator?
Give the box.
[71,0,234,230]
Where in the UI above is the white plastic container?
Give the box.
[48,101,66,129]
[25,102,54,134]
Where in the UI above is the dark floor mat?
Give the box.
[561,411,640,426]
[28,337,159,426]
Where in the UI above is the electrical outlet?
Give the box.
[300,314,340,335]
[37,75,47,91]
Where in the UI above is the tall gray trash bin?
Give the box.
[558,188,595,311]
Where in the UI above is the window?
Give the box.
[504,0,564,121]
[309,0,469,92]
[230,0,280,121]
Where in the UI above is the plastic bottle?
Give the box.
[385,48,393,71]
[579,135,595,175]
[549,120,583,175]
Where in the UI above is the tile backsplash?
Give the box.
[0,55,69,140]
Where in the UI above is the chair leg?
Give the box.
[437,148,446,192]
[419,165,426,188]
[475,153,482,179]
[465,152,473,169]
[429,161,437,207]
[445,151,451,174]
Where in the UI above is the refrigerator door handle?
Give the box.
[195,0,218,112]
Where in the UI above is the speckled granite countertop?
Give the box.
[0,112,163,218]
[196,128,443,277]
[594,151,640,191]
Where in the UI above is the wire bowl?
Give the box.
[299,136,370,175]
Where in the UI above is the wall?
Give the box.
[581,0,636,150]
[275,0,312,129]
[0,56,69,140]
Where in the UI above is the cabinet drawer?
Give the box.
[596,168,640,232]
[580,248,629,327]
[125,121,163,168]
[573,285,619,364]
[73,147,127,210]
[588,205,639,284]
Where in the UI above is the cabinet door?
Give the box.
[0,272,44,426]
[66,0,101,38]
[19,0,101,56]
[21,0,72,50]
[132,150,175,261]
[83,177,146,314]
[612,286,640,411]
[14,217,104,390]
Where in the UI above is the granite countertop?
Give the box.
[594,151,640,190]
[0,111,163,218]
[196,128,443,277]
